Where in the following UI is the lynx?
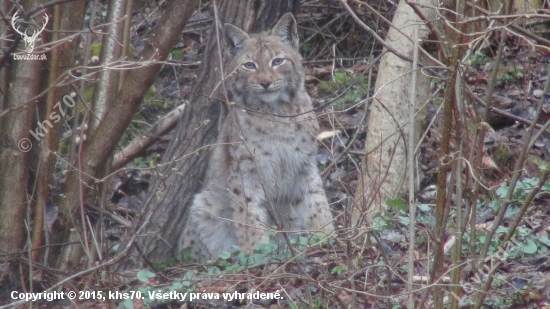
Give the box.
[178,13,334,260]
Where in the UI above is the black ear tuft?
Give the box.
[271,13,299,50]
[224,23,250,51]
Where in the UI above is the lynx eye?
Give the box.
[242,62,256,70]
[271,58,286,67]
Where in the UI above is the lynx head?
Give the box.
[224,13,306,113]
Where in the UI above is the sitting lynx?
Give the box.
[178,13,334,260]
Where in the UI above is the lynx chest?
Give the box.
[228,109,319,200]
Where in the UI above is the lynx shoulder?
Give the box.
[178,13,334,260]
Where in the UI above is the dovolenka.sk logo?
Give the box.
[11,10,48,60]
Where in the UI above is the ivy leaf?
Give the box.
[418,204,431,212]
[519,239,538,254]
[136,269,156,283]
[537,235,550,247]
[386,199,407,212]
[331,265,347,275]
[171,281,183,290]
[119,299,133,309]
[219,251,231,259]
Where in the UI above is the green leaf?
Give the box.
[137,288,153,304]
[397,215,410,225]
[418,204,431,212]
[152,262,165,271]
[255,242,277,254]
[165,258,178,266]
[136,269,155,283]
[505,206,520,217]
[386,199,407,211]
[331,264,347,275]
[496,226,508,234]
[292,235,308,247]
[171,282,183,290]
[119,299,133,309]
[207,266,221,274]
[253,253,267,264]
[184,270,195,280]
[537,235,550,246]
[172,49,182,57]
[180,249,194,263]
[91,42,102,56]
[496,186,508,198]
[520,239,538,254]
[517,226,531,237]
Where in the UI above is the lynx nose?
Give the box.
[259,81,271,89]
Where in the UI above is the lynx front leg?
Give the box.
[228,159,270,254]
[230,194,270,254]
[182,189,239,259]
[180,220,209,260]
[302,168,334,234]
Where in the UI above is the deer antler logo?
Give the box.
[11,11,49,53]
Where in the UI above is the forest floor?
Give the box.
[102,7,550,309]
[8,1,550,309]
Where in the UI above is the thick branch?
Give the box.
[54,0,200,264]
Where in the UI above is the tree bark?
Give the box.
[125,0,300,266]
[91,0,127,129]
[0,59,42,254]
[353,0,437,223]
[51,0,200,268]
[0,0,46,258]
[31,0,87,262]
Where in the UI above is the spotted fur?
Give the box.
[178,13,334,260]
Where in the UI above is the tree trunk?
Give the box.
[91,0,127,129]
[124,0,300,266]
[353,0,436,223]
[0,59,42,254]
[0,0,47,258]
[50,0,200,269]
[31,0,87,262]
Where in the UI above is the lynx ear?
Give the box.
[224,23,250,51]
[272,13,299,50]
